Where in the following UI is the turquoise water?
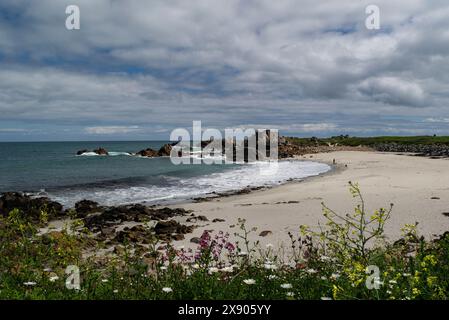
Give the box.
[0,141,331,207]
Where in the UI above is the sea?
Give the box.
[0,141,331,208]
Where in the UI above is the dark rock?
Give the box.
[83,205,189,231]
[0,192,63,222]
[93,147,108,155]
[157,144,173,157]
[442,212,449,217]
[431,197,440,200]
[115,225,153,244]
[259,230,272,237]
[190,237,201,244]
[136,148,158,157]
[74,200,100,217]
[172,234,185,241]
[76,149,88,155]
[374,143,449,158]
[197,215,209,221]
[212,218,225,223]
[154,220,194,235]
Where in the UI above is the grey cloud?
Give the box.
[1,0,449,139]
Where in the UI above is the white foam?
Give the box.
[50,160,330,207]
[77,151,131,156]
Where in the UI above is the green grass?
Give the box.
[285,135,449,147]
[1,184,449,300]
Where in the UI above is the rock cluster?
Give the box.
[375,143,449,158]
[0,192,63,222]
[0,192,197,244]
[76,147,109,155]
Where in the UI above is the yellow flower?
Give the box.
[332,285,341,300]
[427,276,437,287]
[423,255,437,266]
[412,288,421,297]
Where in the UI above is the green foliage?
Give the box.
[286,135,449,147]
[0,185,449,300]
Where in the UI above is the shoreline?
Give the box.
[168,151,449,250]
[3,150,449,255]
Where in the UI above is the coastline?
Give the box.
[168,151,449,250]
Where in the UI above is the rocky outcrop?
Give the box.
[94,147,109,155]
[0,192,63,221]
[114,225,154,244]
[76,149,88,155]
[154,220,194,241]
[157,143,173,156]
[83,204,190,232]
[74,200,100,218]
[136,148,159,157]
[374,143,449,158]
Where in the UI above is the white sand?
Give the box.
[171,151,449,249]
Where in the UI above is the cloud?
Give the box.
[0,0,449,140]
[0,128,28,132]
[84,126,142,135]
[356,77,426,107]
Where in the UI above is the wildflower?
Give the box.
[321,297,332,300]
[113,289,118,293]
[286,292,295,297]
[238,251,248,256]
[24,282,36,286]
[243,279,256,285]
[388,280,397,284]
[43,268,52,272]
[427,276,437,287]
[423,254,437,266]
[320,256,331,262]
[402,273,411,277]
[160,266,168,271]
[220,266,234,273]
[162,287,173,293]
[330,273,340,280]
[281,283,292,289]
[101,279,108,283]
[264,263,277,270]
[266,243,274,248]
[208,267,219,274]
[267,275,277,280]
[412,288,421,297]
[306,268,317,274]
[192,264,200,269]
[49,275,59,282]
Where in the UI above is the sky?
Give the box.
[0,0,449,141]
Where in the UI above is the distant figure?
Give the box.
[333,158,336,165]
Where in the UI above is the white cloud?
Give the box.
[84,126,141,135]
[356,77,426,107]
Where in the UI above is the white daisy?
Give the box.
[243,279,256,285]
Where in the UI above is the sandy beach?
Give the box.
[172,151,449,249]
